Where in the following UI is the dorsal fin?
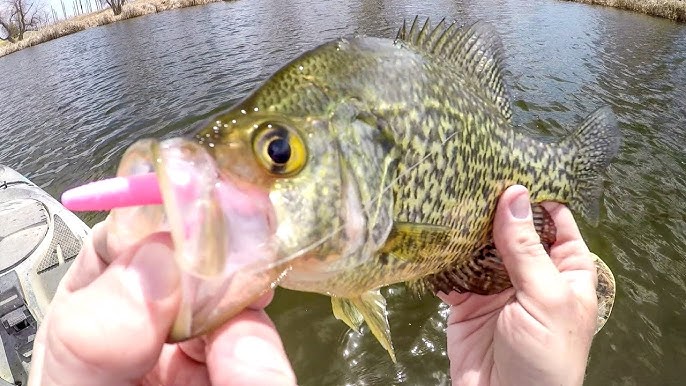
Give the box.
[395,17,513,121]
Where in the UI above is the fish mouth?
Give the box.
[110,137,283,340]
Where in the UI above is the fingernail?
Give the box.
[126,240,178,302]
[509,192,531,219]
[234,335,295,377]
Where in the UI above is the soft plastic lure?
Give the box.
[62,173,162,211]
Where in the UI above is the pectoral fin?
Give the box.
[331,290,396,362]
[379,222,453,263]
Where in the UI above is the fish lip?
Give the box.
[112,137,286,341]
[148,137,282,280]
[172,171,282,339]
[215,170,276,230]
[212,170,280,273]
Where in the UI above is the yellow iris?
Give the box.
[253,122,307,176]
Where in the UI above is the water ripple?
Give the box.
[1,0,685,385]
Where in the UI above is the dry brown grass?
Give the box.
[0,0,227,57]
[5,0,681,58]
[564,0,686,22]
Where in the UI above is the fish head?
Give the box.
[107,105,366,340]
[192,86,401,289]
[107,41,398,340]
[195,104,371,278]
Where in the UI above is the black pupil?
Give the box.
[267,137,291,164]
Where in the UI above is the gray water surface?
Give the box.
[1,0,685,384]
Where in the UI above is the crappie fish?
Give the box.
[109,17,620,360]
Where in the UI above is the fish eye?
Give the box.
[253,122,306,176]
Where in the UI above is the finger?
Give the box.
[92,215,124,265]
[249,290,275,310]
[60,218,136,293]
[540,202,587,251]
[59,223,109,293]
[437,291,471,306]
[177,290,276,365]
[35,233,181,386]
[206,309,296,386]
[540,202,594,275]
[145,344,210,386]
[540,203,597,305]
[178,337,207,364]
[493,185,563,298]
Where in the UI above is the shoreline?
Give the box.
[2,0,684,58]
[0,0,226,57]
[564,0,686,22]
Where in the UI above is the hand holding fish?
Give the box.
[27,221,297,386]
[29,184,597,386]
[440,185,598,386]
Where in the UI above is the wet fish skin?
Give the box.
[195,17,620,361]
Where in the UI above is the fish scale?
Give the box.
[196,17,620,361]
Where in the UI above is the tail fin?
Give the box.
[565,107,621,224]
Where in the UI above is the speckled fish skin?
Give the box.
[195,18,620,359]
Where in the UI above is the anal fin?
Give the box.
[331,290,396,362]
[425,203,556,295]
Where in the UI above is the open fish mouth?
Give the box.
[108,137,283,340]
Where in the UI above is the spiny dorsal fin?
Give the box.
[394,18,407,41]
[395,17,513,121]
[331,291,396,362]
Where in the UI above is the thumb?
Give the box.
[493,185,561,297]
[32,234,180,386]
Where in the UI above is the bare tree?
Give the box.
[0,0,42,43]
[59,0,66,19]
[100,0,124,15]
[71,0,80,15]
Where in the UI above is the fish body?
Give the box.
[196,18,620,360]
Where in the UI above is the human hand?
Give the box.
[441,185,598,386]
[28,220,297,386]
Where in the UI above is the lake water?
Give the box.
[1,0,685,384]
